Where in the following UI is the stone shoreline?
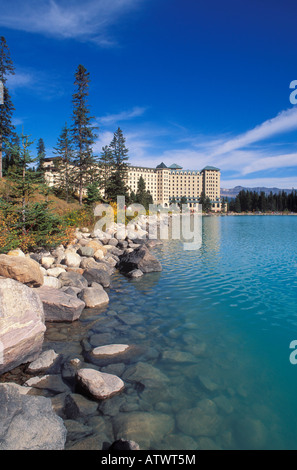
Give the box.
[0,215,165,450]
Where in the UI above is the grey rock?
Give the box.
[83,268,111,288]
[76,368,125,400]
[177,399,222,437]
[79,285,109,308]
[25,374,70,394]
[64,419,93,442]
[77,246,95,257]
[118,245,162,274]
[0,384,67,450]
[0,278,45,374]
[61,286,82,297]
[113,412,174,449]
[63,393,98,419]
[27,349,59,374]
[127,269,144,278]
[58,271,88,289]
[35,286,85,322]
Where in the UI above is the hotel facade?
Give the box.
[44,159,222,211]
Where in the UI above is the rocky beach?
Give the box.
[0,214,167,450]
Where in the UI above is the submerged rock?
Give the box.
[112,412,174,449]
[176,399,222,437]
[92,344,130,358]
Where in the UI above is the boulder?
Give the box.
[79,285,109,308]
[118,245,162,274]
[176,399,222,437]
[43,275,62,289]
[64,251,81,268]
[63,393,98,419]
[76,368,124,400]
[25,374,70,394]
[41,256,55,269]
[0,254,44,287]
[35,286,85,322]
[58,271,88,289]
[27,349,59,374]
[0,278,45,374]
[112,412,174,449]
[7,249,26,257]
[0,384,67,450]
[127,269,143,279]
[46,267,66,278]
[92,344,130,358]
[83,268,111,288]
[77,246,94,257]
[93,249,105,260]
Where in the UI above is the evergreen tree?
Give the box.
[135,175,153,210]
[71,64,98,205]
[234,196,241,213]
[36,138,46,175]
[98,145,113,198]
[53,123,74,203]
[199,192,211,212]
[86,181,100,207]
[6,132,39,233]
[3,133,20,175]
[105,127,129,202]
[0,36,15,178]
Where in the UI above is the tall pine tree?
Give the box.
[98,145,113,198]
[71,64,98,205]
[53,123,74,203]
[0,36,15,178]
[6,132,39,233]
[105,127,129,202]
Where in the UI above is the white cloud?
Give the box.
[98,107,147,124]
[0,0,145,45]
[211,107,297,156]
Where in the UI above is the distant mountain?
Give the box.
[221,186,295,198]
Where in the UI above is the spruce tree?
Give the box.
[135,175,153,210]
[98,145,113,198]
[71,64,98,205]
[86,181,100,207]
[6,132,39,233]
[0,36,15,178]
[36,137,46,173]
[53,123,74,203]
[105,127,129,202]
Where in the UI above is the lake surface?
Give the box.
[45,215,297,450]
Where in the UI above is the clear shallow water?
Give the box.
[46,216,297,450]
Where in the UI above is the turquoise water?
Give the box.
[47,215,297,449]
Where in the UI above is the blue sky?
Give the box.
[2,0,297,188]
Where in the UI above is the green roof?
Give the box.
[169,163,183,169]
[156,162,168,169]
[202,166,220,171]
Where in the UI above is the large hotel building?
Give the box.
[44,159,222,211]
